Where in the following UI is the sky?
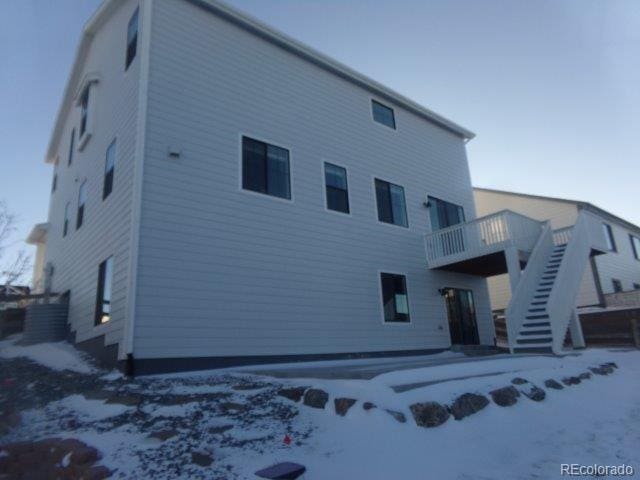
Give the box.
[1,0,639,280]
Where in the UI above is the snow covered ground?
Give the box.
[1,336,638,479]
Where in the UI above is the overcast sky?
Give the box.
[1,0,638,278]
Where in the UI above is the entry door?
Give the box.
[444,288,479,345]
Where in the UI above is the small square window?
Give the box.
[380,273,410,322]
[372,100,396,129]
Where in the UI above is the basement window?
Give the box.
[380,273,410,323]
[95,256,114,325]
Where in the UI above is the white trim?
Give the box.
[369,96,398,132]
[321,160,351,216]
[124,0,153,358]
[237,132,294,204]
[377,270,412,325]
[73,73,100,105]
[370,175,410,230]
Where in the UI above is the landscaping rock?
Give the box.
[578,372,591,380]
[219,402,245,414]
[410,402,450,428]
[208,425,234,435]
[590,365,613,376]
[277,386,308,403]
[334,398,356,416]
[385,409,407,423]
[191,451,213,467]
[604,362,618,369]
[303,389,329,409]
[362,402,376,411]
[490,386,520,407]
[105,394,143,407]
[232,383,265,391]
[511,377,528,385]
[561,376,581,386]
[449,393,489,420]
[522,385,546,402]
[148,429,179,441]
[544,379,563,390]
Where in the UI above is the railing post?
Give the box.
[505,246,521,292]
[569,309,586,348]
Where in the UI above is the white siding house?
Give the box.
[34,0,497,373]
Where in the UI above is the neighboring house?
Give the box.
[32,0,502,373]
[0,285,30,311]
[474,188,640,315]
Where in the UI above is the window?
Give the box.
[76,181,87,230]
[375,179,408,227]
[603,223,616,252]
[630,235,640,261]
[427,197,465,231]
[372,100,396,129]
[125,8,139,70]
[380,273,410,322]
[95,256,114,325]
[633,283,640,290]
[63,202,70,237]
[68,129,75,166]
[324,163,349,213]
[103,140,116,199]
[80,88,90,138]
[612,279,623,293]
[52,173,57,193]
[242,136,291,200]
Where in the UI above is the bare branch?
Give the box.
[1,250,31,286]
[0,200,31,286]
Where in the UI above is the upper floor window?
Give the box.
[372,100,396,129]
[63,202,70,237]
[52,173,57,193]
[324,162,349,214]
[380,272,410,323]
[630,235,640,261]
[428,196,465,231]
[603,223,617,252]
[68,129,75,166]
[76,180,87,230]
[79,88,90,139]
[242,136,291,200]
[95,256,114,325]
[612,279,623,293]
[103,140,116,199]
[375,179,407,227]
[125,8,139,70]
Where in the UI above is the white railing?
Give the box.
[424,210,544,267]
[552,226,573,246]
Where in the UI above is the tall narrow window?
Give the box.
[80,88,90,138]
[125,8,139,70]
[372,100,396,129]
[51,173,57,193]
[375,179,408,227]
[380,273,410,322]
[427,197,465,231]
[324,163,349,213]
[95,256,114,325]
[76,181,87,230]
[68,129,75,166]
[630,235,640,261]
[612,279,623,293]
[242,136,291,200]
[103,140,116,199]
[603,223,616,252]
[63,202,70,237]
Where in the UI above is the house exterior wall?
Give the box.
[42,0,141,358]
[130,0,494,362]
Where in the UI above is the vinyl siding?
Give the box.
[132,0,494,359]
[43,0,141,358]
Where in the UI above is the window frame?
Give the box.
[371,99,397,130]
[378,271,411,324]
[63,202,70,238]
[125,7,139,70]
[94,256,114,326]
[629,234,640,261]
[76,180,87,230]
[239,134,293,203]
[373,177,409,228]
[603,223,617,252]
[103,139,117,200]
[611,279,623,293]
[323,161,350,215]
[427,196,466,231]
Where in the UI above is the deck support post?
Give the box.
[505,247,521,293]
[569,309,586,349]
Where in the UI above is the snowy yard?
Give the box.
[1,335,639,479]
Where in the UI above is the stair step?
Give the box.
[541,275,556,280]
[531,301,547,306]
[544,269,558,274]
[517,336,553,344]
[526,314,549,320]
[523,321,551,328]
[539,281,554,286]
[519,329,552,336]
[536,288,552,293]
[551,253,564,258]
[528,307,546,312]
[533,295,550,300]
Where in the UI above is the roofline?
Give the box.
[474,187,640,235]
[26,222,50,245]
[45,0,474,164]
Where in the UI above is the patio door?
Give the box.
[444,288,479,345]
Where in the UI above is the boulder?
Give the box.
[561,376,581,386]
[334,398,357,416]
[544,379,563,390]
[303,389,329,409]
[148,429,179,441]
[578,372,591,380]
[589,365,613,376]
[362,402,376,411]
[511,377,528,385]
[385,409,407,423]
[490,386,520,407]
[522,385,546,402]
[105,394,143,407]
[208,425,234,435]
[410,402,450,428]
[449,393,489,420]
[191,451,213,467]
[277,387,308,403]
[604,362,618,369]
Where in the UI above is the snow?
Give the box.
[142,402,200,418]
[29,395,133,422]
[0,335,96,374]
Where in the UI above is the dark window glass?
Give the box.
[324,163,349,213]
[428,196,465,231]
[380,273,410,322]
[95,256,114,325]
[633,283,640,290]
[630,235,640,261]
[68,129,75,166]
[375,179,407,227]
[80,88,90,138]
[76,181,87,230]
[63,202,70,237]
[52,173,57,193]
[125,8,139,70]
[603,223,617,252]
[612,279,623,293]
[103,140,116,199]
[372,100,396,129]
[242,136,291,200]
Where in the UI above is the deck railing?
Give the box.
[552,226,573,246]
[425,210,545,266]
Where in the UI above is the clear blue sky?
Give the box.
[1,0,638,271]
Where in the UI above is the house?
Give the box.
[0,285,31,311]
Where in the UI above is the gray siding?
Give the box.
[43,0,140,358]
[592,217,640,295]
[132,0,494,359]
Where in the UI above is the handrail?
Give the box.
[553,226,573,246]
